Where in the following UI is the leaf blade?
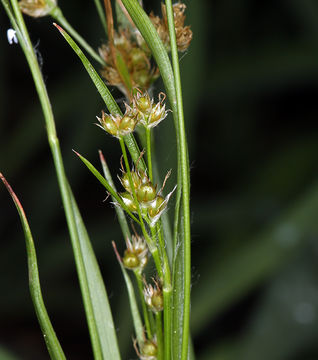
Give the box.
[0,173,66,360]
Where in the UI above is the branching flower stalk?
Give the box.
[1,0,193,358]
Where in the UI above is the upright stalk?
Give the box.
[146,127,153,182]
[165,1,191,359]
[119,137,163,279]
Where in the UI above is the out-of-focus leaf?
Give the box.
[0,173,66,360]
[0,345,21,360]
[192,181,318,334]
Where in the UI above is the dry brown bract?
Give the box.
[150,2,193,52]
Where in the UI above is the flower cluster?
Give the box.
[99,29,159,96]
[119,165,175,226]
[19,0,57,17]
[122,235,148,271]
[149,2,193,52]
[143,278,163,313]
[96,90,169,138]
[96,105,138,139]
[132,91,168,129]
[134,337,158,360]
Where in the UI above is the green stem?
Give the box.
[119,137,163,279]
[50,6,106,66]
[135,272,152,339]
[8,1,105,358]
[93,0,108,36]
[155,312,164,360]
[165,1,191,359]
[146,127,153,182]
[153,224,172,360]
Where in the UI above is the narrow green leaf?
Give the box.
[74,150,140,224]
[0,173,66,360]
[112,242,144,347]
[69,190,121,360]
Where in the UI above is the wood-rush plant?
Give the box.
[1,0,192,359]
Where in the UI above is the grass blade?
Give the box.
[68,189,121,360]
[73,150,140,224]
[0,173,66,360]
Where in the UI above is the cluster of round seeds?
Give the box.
[122,235,148,271]
[96,90,169,138]
[118,167,174,226]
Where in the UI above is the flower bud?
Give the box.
[19,0,57,17]
[134,91,153,115]
[96,110,137,138]
[134,337,158,360]
[122,251,140,269]
[123,235,148,271]
[144,280,163,312]
[141,340,157,358]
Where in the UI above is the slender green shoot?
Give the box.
[164,1,191,359]
[155,312,164,360]
[135,272,153,339]
[146,127,153,182]
[93,0,108,36]
[51,6,105,65]
[0,173,66,360]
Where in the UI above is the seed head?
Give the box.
[132,91,169,129]
[150,2,193,52]
[133,337,158,360]
[122,235,148,271]
[144,279,163,312]
[96,109,137,138]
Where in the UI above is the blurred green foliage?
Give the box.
[1,0,318,359]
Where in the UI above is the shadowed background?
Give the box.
[1,0,318,359]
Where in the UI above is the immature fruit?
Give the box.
[122,251,140,269]
[137,183,157,203]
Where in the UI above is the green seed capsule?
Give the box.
[151,293,163,311]
[123,251,140,269]
[142,341,157,357]
[119,115,136,132]
[135,93,152,114]
[137,183,157,203]
[147,195,165,218]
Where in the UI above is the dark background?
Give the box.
[1,0,318,359]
